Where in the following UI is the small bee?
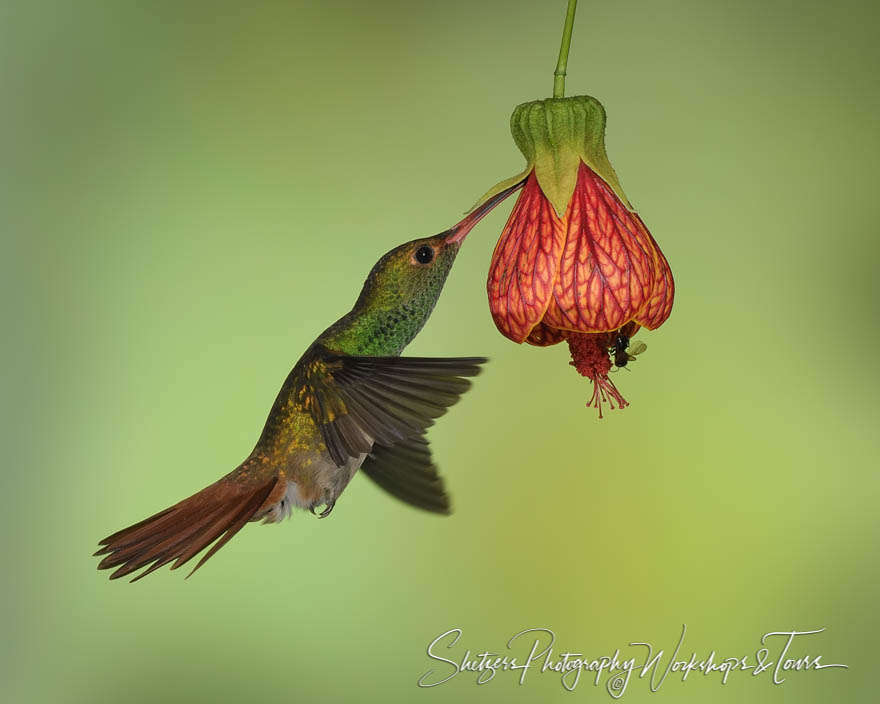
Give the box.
[612,334,647,369]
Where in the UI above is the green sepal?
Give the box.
[472,95,634,218]
[513,95,631,216]
[466,168,531,214]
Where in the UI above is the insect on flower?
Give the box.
[612,335,647,370]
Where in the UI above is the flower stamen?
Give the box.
[566,331,629,418]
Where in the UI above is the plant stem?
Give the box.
[553,0,578,98]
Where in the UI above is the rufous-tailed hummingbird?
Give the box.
[95,184,520,581]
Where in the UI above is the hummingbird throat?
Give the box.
[317,241,457,356]
[318,295,441,357]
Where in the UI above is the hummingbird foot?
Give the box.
[318,500,336,519]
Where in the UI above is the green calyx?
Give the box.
[471,95,632,218]
[512,95,631,215]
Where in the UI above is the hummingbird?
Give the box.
[95,183,521,582]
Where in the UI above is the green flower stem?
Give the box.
[553,0,578,98]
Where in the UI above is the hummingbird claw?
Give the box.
[318,501,336,519]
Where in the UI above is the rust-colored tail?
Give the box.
[95,477,278,582]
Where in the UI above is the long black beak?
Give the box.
[444,179,525,244]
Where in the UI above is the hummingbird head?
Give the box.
[355,180,523,319]
[316,229,466,356]
[320,181,524,356]
[352,227,467,327]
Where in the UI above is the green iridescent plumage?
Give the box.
[318,232,460,356]
[95,183,523,581]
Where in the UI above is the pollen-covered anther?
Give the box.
[565,331,629,419]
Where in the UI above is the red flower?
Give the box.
[477,96,674,416]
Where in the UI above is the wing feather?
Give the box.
[360,433,450,514]
[297,349,486,466]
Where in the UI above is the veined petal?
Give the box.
[487,171,566,343]
[542,162,663,333]
[634,216,675,329]
[525,321,566,347]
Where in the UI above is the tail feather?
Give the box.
[182,485,277,576]
[96,501,223,563]
[94,507,175,554]
[102,503,231,580]
[96,478,278,582]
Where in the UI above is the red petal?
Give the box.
[542,162,671,333]
[487,171,565,343]
[634,213,674,329]
[525,321,566,347]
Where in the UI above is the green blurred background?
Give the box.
[2,0,878,701]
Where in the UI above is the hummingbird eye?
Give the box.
[414,245,435,265]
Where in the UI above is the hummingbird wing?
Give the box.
[360,432,450,514]
[298,348,486,467]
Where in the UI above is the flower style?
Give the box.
[476,96,674,416]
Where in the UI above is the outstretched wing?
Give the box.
[360,433,450,514]
[296,347,486,467]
